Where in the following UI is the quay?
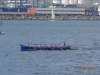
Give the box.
[0,12,100,20]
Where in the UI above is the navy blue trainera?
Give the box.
[20,44,71,51]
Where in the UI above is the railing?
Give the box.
[0,12,26,14]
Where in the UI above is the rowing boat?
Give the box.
[20,44,71,51]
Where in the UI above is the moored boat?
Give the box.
[20,44,71,51]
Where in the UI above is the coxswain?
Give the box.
[64,42,66,46]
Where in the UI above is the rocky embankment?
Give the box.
[0,14,100,20]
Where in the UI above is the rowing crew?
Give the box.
[27,42,66,48]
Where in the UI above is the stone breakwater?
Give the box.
[0,14,100,20]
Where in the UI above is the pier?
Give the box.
[0,12,100,20]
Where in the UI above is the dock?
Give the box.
[0,12,100,20]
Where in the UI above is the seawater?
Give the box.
[0,20,100,75]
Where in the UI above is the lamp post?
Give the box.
[36,0,38,7]
[15,0,16,8]
[44,0,45,8]
[32,0,34,8]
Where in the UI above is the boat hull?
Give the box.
[20,45,71,51]
[49,20,57,21]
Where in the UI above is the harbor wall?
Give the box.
[0,14,100,20]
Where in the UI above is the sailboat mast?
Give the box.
[51,8,55,20]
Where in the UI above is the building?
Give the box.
[52,0,99,5]
[27,7,85,15]
[3,0,31,8]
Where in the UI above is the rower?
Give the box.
[27,43,30,46]
[30,44,33,47]
[36,44,38,48]
[50,44,53,48]
[33,44,36,48]
[38,44,41,48]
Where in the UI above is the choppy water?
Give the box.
[0,20,100,75]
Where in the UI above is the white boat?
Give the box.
[49,8,57,21]
[0,31,5,35]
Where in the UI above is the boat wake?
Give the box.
[70,46,100,50]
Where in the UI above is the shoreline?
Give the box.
[0,14,100,20]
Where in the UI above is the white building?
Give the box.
[78,0,84,4]
[60,0,92,5]
[53,0,61,5]
[74,0,78,4]
[69,0,74,4]
[61,0,79,5]
[61,0,69,5]
[98,5,100,15]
